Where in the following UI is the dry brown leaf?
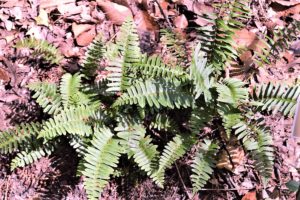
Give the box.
[272,0,300,6]
[216,145,245,172]
[134,10,159,32]
[173,14,188,29]
[277,4,300,17]
[40,0,75,9]
[72,23,93,38]
[233,29,269,53]
[0,68,10,83]
[76,27,96,46]
[97,0,133,25]
[0,0,25,7]
[35,9,49,27]
[242,191,257,200]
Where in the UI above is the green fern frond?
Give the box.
[129,133,159,176]
[152,134,193,187]
[160,29,187,65]
[60,73,84,107]
[251,127,274,184]
[10,141,57,170]
[27,82,62,115]
[0,122,42,154]
[113,79,194,109]
[191,139,219,193]
[15,37,63,64]
[197,0,250,73]
[38,106,94,140]
[190,43,213,101]
[132,54,188,82]
[68,135,88,157]
[82,126,122,200]
[216,78,248,106]
[81,35,104,78]
[253,83,300,117]
[218,104,243,135]
[106,18,141,93]
[189,105,214,135]
[149,113,179,133]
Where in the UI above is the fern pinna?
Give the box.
[0,2,298,199]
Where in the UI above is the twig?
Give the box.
[152,0,173,29]
[174,162,193,200]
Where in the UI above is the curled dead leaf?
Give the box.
[174,14,188,29]
[242,191,257,200]
[72,23,93,38]
[134,10,159,32]
[0,68,10,84]
[76,27,96,46]
[97,0,133,25]
[272,0,300,6]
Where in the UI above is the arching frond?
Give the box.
[113,79,194,109]
[152,134,193,187]
[190,43,213,101]
[216,78,248,106]
[189,105,214,135]
[132,55,188,82]
[15,37,63,64]
[0,122,42,154]
[106,18,141,93]
[10,141,57,170]
[191,139,219,193]
[253,83,300,117]
[38,106,94,140]
[82,126,122,200]
[81,35,104,78]
[149,113,179,133]
[27,82,62,115]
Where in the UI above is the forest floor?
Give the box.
[0,0,300,199]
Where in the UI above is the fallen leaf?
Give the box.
[40,0,75,9]
[272,0,300,6]
[233,29,269,53]
[35,9,49,27]
[72,23,93,38]
[0,68,10,83]
[57,3,82,16]
[134,10,159,32]
[277,4,300,17]
[216,145,245,172]
[173,14,188,29]
[242,191,257,200]
[0,0,25,7]
[97,0,133,25]
[76,27,96,46]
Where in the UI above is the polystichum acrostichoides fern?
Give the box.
[1,1,299,199]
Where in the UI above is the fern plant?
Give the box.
[1,3,298,199]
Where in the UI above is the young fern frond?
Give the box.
[152,134,194,187]
[38,106,95,140]
[191,139,219,193]
[112,79,194,109]
[27,82,62,115]
[0,122,42,154]
[190,43,213,101]
[106,18,141,93]
[216,78,248,106]
[81,35,104,78]
[10,141,57,170]
[15,37,63,64]
[82,126,122,200]
[132,55,188,82]
[253,83,300,117]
